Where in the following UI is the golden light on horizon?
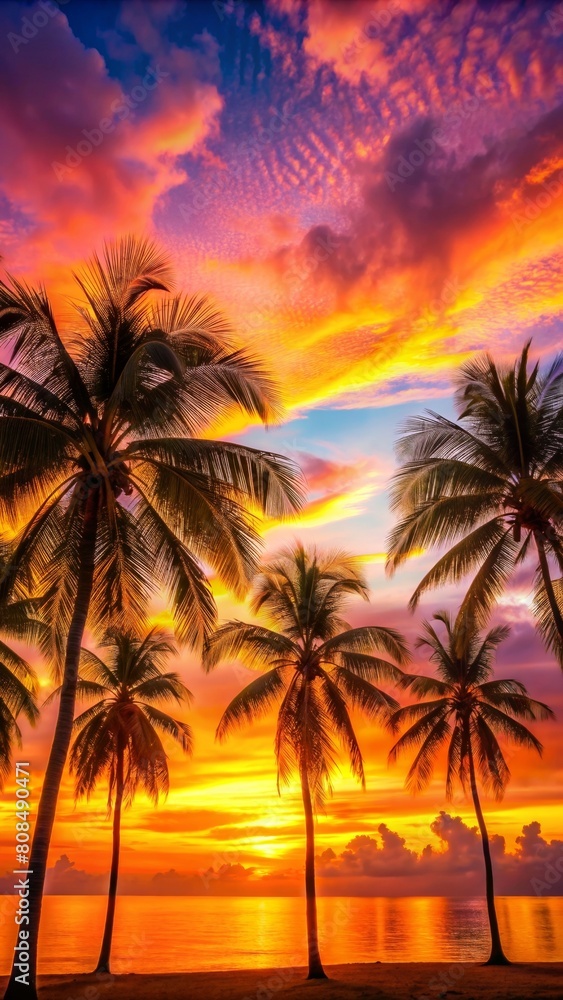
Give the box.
[1,9,563,986]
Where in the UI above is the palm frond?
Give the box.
[403,715,452,794]
[531,575,563,667]
[202,621,296,673]
[477,682,554,721]
[333,666,399,721]
[388,703,450,761]
[471,715,511,800]
[477,702,547,754]
[317,670,365,786]
[320,625,410,666]
[405,518,509,608]
[216,667,287,741]
[129,438,304,520]
[140,704,193,754]
[330,650,404,686]
[133,493,217,646]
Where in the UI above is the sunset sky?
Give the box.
[1,0,563,898]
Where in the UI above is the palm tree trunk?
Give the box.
[95,742,124,974]
[4,487,99,1000]
[300,767,327,980]
[534,531,563,645]
[468,746,510,965]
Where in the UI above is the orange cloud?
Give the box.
[0,2,222,288]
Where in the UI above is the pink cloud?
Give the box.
[303,0,401,86]
[0,2,222,281]
[316,813,563,896]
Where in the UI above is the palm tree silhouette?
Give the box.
[388,608,554,965]
[203,543,409,979]
[55,628,192,975]
[0,599,41,787]
[386,343,563,663]
[0,237,303,999]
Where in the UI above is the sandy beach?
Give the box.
[5,963,561,1000]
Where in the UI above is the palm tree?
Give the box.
[57,628,192,974]
[386,343,563,664]
[0,599,41,787]
[203,543,409,979]
[388,608,554,965]
[0,236,303,999]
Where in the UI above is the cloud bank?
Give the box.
[2,814,561,896]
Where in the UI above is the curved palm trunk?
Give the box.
[300,767,327,980]
[534,532,563,645]
[4,489,99,1000]
[95,742,124,974]
[468,747,510,966]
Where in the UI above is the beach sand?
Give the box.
[6,962,561,1000]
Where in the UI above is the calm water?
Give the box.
[2,896,562,973]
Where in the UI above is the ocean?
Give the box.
[2,895,562,974]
